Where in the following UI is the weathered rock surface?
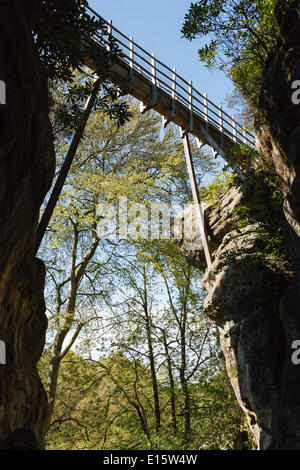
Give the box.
[177,3,300,450]
[0,1,55,446]
[177,182,289,449]
[254,1,300,265]
[253,2,300,450]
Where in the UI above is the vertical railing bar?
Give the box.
[189,81,193,109]
[152,53,157,104]
[151,53,156,85]
[171,67,176,117]
[129,36,134,68]
[219,105,223,131]
[189,80,193,133]
[203,93,208,130]
[162,66,176,128]
[219,104,224,149]
[172,67,176,99]
[129,36,134,92]
[232,116,237,143]
[107,19,112,52]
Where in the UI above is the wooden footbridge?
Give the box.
[86,6,255,155]
[36,5,256,270]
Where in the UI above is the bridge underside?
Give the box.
[85,53,240,163]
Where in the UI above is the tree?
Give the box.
[102,237,221,448]
[40,96,218,436]
[39,294,244,450]
[181,0,284,106]
[24,1,132,133]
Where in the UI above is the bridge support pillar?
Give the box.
[181,132,213,269]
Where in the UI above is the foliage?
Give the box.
[36,92,251,449]
[200,171,236,210]
[25,0,112,81]
[181,0,289,106]
[200,153,293,281]
[24,1,131,129]
[39,350,248,450]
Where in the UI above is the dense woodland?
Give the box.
[37,94,247,449]
[19,0,294,450]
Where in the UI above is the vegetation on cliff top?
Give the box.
[181,0,293,108]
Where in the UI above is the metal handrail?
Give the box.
[86,5,255,148]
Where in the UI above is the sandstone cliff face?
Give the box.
[204,186,289,450]
[177,3,300,450]
[177,181,290,449]
[253,3,300,450]
[0,1,55,446]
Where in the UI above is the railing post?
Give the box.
[140,52,157,113]
[203,93,208,131]
[129,36,134,92]
[181,80,193,137]
[188,80,193,133]
[232,116,237,144]
[107,20,112,52]
[172,67,176,100]
[162,67,176,128]
[151,53,157,106]
[129,36,134,68]
[151,53,156,86]
[219,104,224,149]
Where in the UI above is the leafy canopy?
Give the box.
[25,0,130,126]
[181,0,286,106]
[26,0,111,81]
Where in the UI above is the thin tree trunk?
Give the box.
[179,271,191,445]
[45,221,99,434]
[162,329,177,433]
[98,362,152,447]
[142,264,161,433]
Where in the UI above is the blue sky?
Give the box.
[87,0,236,115]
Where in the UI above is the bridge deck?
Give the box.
[85,6,255,161]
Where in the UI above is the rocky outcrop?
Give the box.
[253,2,300,450]
[254,1,300,265]
[0,1,55,446]
[177,181,290,449]
[177,2,300,450]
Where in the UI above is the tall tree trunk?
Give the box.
[162,329,177,433]
[45,223,99,433]
[179,273,191,444]
[142,265,161,433]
